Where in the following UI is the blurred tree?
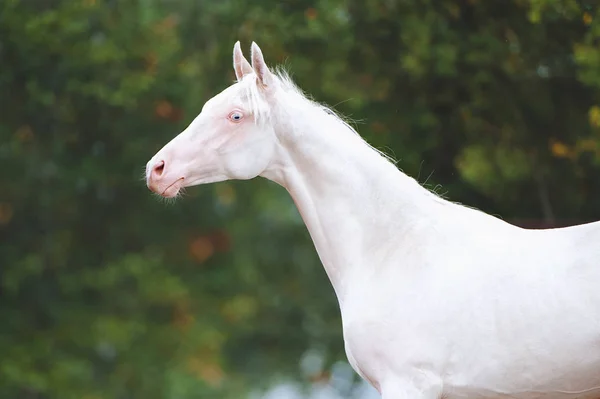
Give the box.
[0,0,599,398]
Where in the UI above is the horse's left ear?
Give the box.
[251,42,273,87]
[233,41,253,81]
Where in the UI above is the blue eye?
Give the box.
[229,111,243,122]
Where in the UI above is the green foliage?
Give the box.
[1,0,599,397]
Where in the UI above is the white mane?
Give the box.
[238,67,398,165]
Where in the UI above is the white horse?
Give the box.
[146,41,600,399]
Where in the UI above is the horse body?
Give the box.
[146,41,600,398]
[340,216,600,398]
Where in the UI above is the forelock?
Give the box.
[238,74,272,126]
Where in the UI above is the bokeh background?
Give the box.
[1,0,600,398]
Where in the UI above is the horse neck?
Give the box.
[261,96,443,303]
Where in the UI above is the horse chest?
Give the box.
[338,281,437,390]
[340,312,390,390]
[341,318,406,388]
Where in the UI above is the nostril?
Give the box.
[153,160,165,177]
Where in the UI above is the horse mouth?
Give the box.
[160,177,185,198]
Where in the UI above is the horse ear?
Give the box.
[251,42,273,87]
[233,41,253,81]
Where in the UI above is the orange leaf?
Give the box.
[186,358,224,387]
[15,125,33,142]
[189,236,214,263]
[0,203,13,225]
[589,105,600,128]
[155,100,173,119]
[172,300,194,331]
[550,141,571,158]
[305,8,318,20]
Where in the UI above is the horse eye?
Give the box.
[229,112,243,122]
